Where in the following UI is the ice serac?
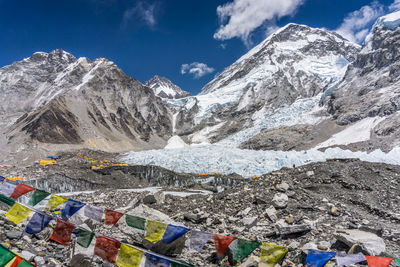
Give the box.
[144,75,191,99]
[170,23,360,144]
[1,49,173,156]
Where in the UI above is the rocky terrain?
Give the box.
[144,75,192,99]
[0,159,399,266]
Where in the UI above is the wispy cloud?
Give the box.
[181,62,215,79]
[390,0,400,11]
[122,1,159,29]
[213,0,304,46]
[335,1,385,43]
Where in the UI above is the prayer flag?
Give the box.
[171,261,195,267]
[395,258,400,267]
[336,252,366,266]
[25,211,53,234]
[0,176,5,182]
[0,181,17,197]
[259,242,288,267]
[161,224,190,243]
[213,234,238,256]
[233,238,261,262]
[77,228,95,248]
[105,209,124,225]
[4,256,22,267]
[5,203,32,225]
[15,260,34,267]
[188,230,212,253]
[61,199,85,220]
[94,236,121,264]
[305,250,336,267]
[49,219,75,246]
[27,190,50,206]
[84,205,104,222]
[116,244,144,267]
[9,184,35,200]
[125,214,146,230]
[365,256,394,267]
[0,245,15,266]
[144,253,170,267]
[0,194,15,206]
[45,194,67,211]
[145,220,168,242]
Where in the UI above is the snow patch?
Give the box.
[164,135,188,149]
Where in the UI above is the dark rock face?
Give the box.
[327,22,400,125]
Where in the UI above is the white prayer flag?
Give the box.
[189,230,212,253]
[84,204,104,222]
[336,253,366,266]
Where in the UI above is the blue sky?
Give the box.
[0,0,398,94]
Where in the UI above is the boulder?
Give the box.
[334,229,386,256]
[265,206,278,222]
[242,216,258,229]
[272,193,288,209]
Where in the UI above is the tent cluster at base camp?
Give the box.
[0,176,399,267]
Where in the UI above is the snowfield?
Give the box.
[121,145,400,178]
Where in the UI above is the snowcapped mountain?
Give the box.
[144,75,191,99]
[0,49,173,158]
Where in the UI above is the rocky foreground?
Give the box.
[0,157,399,266]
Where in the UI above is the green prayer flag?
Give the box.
[17,259,35,267]
[233,238,261,262]
[0,194,15,206]
[171,261,195,267]
[28,190,50,206]
[77,229,95,248]
[126,214,146,230]
[0,245,15,266]
[395,258,400,267]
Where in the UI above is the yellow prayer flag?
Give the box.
[116,244,144,267]
[45,194,67,211]
[144,220,168,242]
[259,242,288,267]
[5,203,33,225]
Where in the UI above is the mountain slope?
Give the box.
[144,75,191,99]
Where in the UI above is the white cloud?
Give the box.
[122,1,158,28]
[213,0,304,45]
[390,0,400,11]
[181,62,215,79]
[336,1,385,43]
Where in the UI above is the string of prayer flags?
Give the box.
[61,199,85,220]
[365,256,394,267]
[125,214,146,230]
[188,230,212,253]
[45,194,67,211]
[49,219,75,246]
[9,184,35,200]
[233,238,261,263]
[0,194,15,206]
[305,250,336,267]
[94,236,121,264]
[84,205,104,222]
[259,243,288,267]
[27,190,50,207]
[395,258,400,267]
[5,203,33,225]
[336,252,366,266]
[105,209,124,226]
[77,228,95,248]
[0,245,16,266]
[115,244,144,267]
[25,211,53,234]
[213,234,238,256]
[144,253,170,267]
[145,220,168,242]
[161,225,190,243]
[0,181,18,197]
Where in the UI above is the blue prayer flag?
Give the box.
[61,199,85,220]
[161,224,190,243]
[305,250,336,267]
[0,176,5,182]
[25,212,53,234]
[145,253,170,267]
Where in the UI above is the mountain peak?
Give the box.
[144,75,191,99]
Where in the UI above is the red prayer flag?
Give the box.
[104,209,124,225]
[214,234,238,256]
[9,184,35,200]
[10,256,23,267]
[94,236,121,264]
[366,256,394,267]
[50,219,75,246]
